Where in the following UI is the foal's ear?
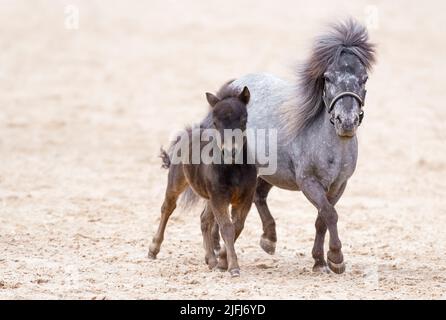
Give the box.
[238,86,250,105]
[206,92,220,107]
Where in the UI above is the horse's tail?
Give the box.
[179,186,203,211]
[159,147,171,169]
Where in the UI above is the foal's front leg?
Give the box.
[217,200,253,276]
[210,199,240,277]
[301,177,345,274]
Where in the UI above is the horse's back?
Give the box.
[230,73,294,130]
[229,73,300,191]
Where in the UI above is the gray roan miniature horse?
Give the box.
[207,19,376,274]
[148,86,257,277]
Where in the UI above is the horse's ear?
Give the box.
[238,86,250,105]
[206,92,220,107]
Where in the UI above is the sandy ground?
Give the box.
[1,0,446,299]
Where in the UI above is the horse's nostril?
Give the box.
[336,115,342,123]
[354,116,359,125]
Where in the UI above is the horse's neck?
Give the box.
[304,109,358,156]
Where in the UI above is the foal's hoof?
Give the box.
[148,251,157,260]
[327,258,346,274]
[217,259,228,271]
[206,257,218,270]
[148,244,159,259]
[260,237,276,255]
[229,269,240,278]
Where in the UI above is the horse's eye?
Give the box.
[324,72,333,83]
[361,76,369,85]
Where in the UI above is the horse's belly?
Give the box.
[260,173,300,191]
[259,156,300,191]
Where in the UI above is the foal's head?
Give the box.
[205,86,250,157]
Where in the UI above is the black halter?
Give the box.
[324,91,366,126]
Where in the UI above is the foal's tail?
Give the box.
[179,186,202,211]
[159,127,202,210]
[159,144,202,211]
[159,147,171,169]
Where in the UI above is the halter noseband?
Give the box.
[324,91,365,126]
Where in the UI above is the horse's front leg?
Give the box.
[311,182,347,273]
[301,178,345,274]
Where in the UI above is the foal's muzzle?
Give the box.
[221,141,244,162]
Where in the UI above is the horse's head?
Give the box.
[323,52,368,138]
[205,86,250,157]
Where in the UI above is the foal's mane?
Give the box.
[163,80,240,159]
[281,18,376,141]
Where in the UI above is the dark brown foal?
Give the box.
[148,86,257,277]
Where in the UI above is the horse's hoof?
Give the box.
[229,269,240,277]
[327,258,346,274]
[260,237,276,255]
[312,263,330,274]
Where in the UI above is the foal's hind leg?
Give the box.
[254,178,276,255]
[148,165,187,259]
[200,203,218,269]
[211,222,221,254]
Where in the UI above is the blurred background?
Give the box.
[0,0,445,299]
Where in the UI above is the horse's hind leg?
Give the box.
[200,203,218,269]
[312,216,328,273]
[254,178,276,255]
[148,165,187,259]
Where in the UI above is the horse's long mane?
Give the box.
[281,18,376,140]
